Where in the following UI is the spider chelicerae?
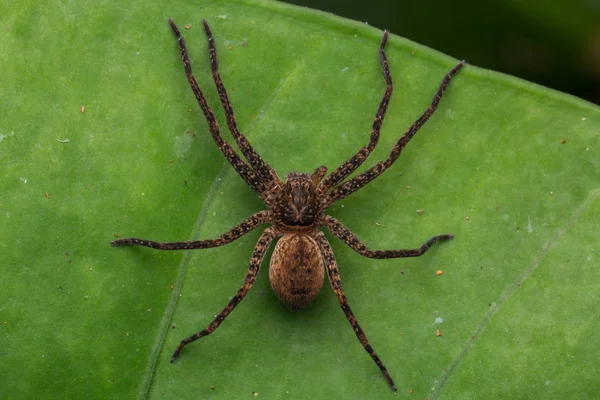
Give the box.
[112,19,465,391]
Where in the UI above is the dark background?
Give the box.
[282,0,600,105]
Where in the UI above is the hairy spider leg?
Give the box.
[169,19,269,194]
[171,227,278,361]
[325,215,453,258]
[314,231,397,391]
[200,20,276,182]
[327,60,466,206]
[111,210,272,250]
[320,30,393,190]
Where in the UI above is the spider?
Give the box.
[112,19,465,392]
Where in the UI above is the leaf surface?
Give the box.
[1,1,598,399]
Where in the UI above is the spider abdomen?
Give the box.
[269,234,324,311]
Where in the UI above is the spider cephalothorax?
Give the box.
[273,170,326,227]
[112,19,464,392]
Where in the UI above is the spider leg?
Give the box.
[314,231,397,392]
[325,215,452,258]
[201,20,277,182]
[170,227,277,361]
[169,19,267,194]
[320,30,392,190]
[111,211,272,250]
[327,60,466,206]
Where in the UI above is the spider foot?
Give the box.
[170,346,183,363]
[382,368,397,392]
[429,233,454,243]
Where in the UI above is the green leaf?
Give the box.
[1,1,598,399]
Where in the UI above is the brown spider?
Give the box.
[112,19,465,391]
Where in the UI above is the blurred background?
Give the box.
[281,0,600,105]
